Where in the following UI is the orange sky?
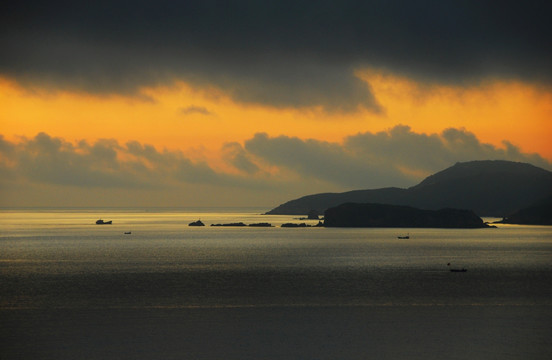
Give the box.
[1,71,551,162]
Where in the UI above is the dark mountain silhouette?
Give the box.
[266,160,552,217]
[324,203,490,228]
[496,195,552,225]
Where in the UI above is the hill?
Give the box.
[324,203,490,228]
[266,160,552,217]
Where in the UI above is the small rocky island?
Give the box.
[211,222,274,227]
[324,203,492,228]
[188,220,205,226]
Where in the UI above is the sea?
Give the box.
[1,208,551,360]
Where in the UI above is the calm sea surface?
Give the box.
[1,209,551,359]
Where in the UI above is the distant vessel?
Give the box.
[397,233,410,239]
[124,231,131,234]
[96,219,112,225]
[447,263,467,272]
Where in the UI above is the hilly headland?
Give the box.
[266,160,552,220]
[495,195,552,225]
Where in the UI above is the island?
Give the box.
[248,223,273,227]
[188,220,205,226]
[281,222,324,228]
[324,203,492,228]
[210,222,273,227]
[211,222,247,227]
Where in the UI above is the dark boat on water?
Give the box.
[447,263,467,272]
[397,233,410,239]
[96,219,112,225]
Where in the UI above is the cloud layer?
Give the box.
[1,126,549,207]
[244,125,551,189]
[2,1,551,111]
[0,133,242,190]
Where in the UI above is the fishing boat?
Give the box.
[397,233,410,239]
[96,219,112,225]
[447,263,467,272]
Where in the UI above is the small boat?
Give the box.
[124,231,132,235]
[447,263,467,272]
[397,233,410,239]
[96,219,112,225]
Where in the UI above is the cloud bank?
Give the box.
[1,127,549,207]
[2,1,550,111]
[0,133,261,190]
[244,125,551,189]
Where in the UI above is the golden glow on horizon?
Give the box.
[358,71,552,157]
[1,73,551,160]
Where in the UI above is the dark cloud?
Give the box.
[2,1,550,111]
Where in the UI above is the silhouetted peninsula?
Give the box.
[266,160,552,217]
[324,203,490,228]
[495,195,552,225]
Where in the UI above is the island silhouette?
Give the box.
[266,160,552,222]
[324,203,491,228]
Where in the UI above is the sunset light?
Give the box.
[2,2,551,359]
[1,1,551,208]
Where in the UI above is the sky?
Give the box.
[1,0,551,208]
